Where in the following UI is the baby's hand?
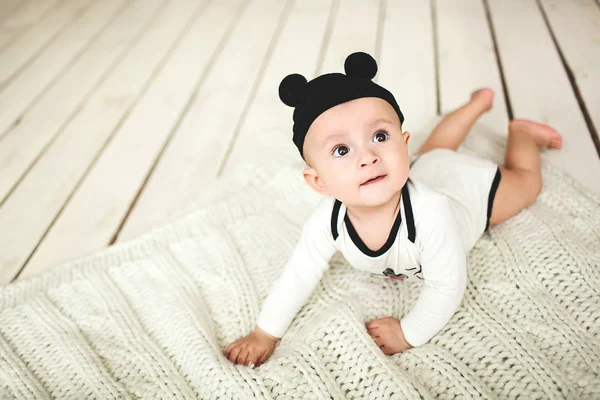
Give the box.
[225,326,280,367]
[366,317,413,355]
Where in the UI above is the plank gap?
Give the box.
[0,0,98,94]
[482,0,513,121]
[109,0,253,244]
[374,0,386,62]
[10,0,207,278]
[0,0,180,283]
[11,176,77,281]
[0,0,163,207]
[535,0,600,158]
[0,0,59,57]
[0,0,127,141]
[0,106,85,208]
[0,1,88,93]
[216,0,295,177]
[313,0,340,76]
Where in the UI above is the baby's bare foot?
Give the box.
[470,88,494,112]
[509,119,563,149]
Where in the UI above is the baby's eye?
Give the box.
[332,145,349,157]
[373,130,389,142]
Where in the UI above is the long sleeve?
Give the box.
[400,194,467,347]
[256,198,338,338]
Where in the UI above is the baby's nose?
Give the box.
[360,152,379,167]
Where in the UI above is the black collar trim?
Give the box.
[402,183,416,243]
[330,182,416,257]
[331,199,342,240]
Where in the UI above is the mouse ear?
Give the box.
[344,52,377,80]
[279,73,308,107]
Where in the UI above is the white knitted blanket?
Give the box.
[1,133,599,399]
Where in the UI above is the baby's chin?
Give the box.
[336,185,400,208]
[357,193,397,208]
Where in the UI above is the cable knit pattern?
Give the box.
[1,133,599,399]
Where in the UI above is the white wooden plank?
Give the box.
[0,0,125,138]
[0,0,170,284]
[16,0,245,280]
[435,0,508,134]
[36,0,288,260]
[0,0,91,89]
[319,0,380,74]
[0,0,58,53]
[487,0,600,196]
[2,0,207,283]
[378,0,437,154]
[0,0,162,204]
[122,0,334,239]
[538,0,600,147]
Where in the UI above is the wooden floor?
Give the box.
[0,0,599,285]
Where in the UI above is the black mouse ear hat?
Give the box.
[279,52,404,158]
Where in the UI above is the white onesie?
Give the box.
[257,148,501,347]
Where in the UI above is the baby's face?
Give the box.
[302,97,410,208]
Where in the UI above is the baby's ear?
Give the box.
[402,130,411,144]
[302,167,328,195]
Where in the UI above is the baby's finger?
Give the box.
[229,346,242,364]
[237,348,249,366]
[256,350,268,366]
[243,349,256,367]
[225,341,238,358]
[367,327,380,336]
[366,320,379,329]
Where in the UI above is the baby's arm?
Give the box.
[225,198,337,366]
[400,194,467,348]
[255,221,336,338]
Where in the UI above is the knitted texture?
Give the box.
[1,132,599,399]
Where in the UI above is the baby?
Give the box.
[225,52,562,367]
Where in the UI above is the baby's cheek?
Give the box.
[332,177,358,201]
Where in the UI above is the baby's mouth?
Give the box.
[361,175,387,186]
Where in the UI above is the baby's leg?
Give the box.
[418,88,494,154]
[489,120,563,225]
